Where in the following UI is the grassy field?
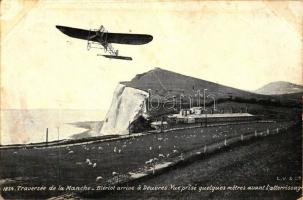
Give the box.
[97,124,302,200]
[0,121,298,199]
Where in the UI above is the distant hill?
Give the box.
[120,68,301,113]
[254,81,303,95]
[121,67,263,100]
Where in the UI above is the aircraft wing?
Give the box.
[56,25,153,45]
[102,55,132,60]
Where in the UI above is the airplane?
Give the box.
[56,25,153,61]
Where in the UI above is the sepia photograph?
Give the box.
[0,0,302,199]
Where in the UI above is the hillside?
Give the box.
[254,81,303,95]
[121,68,301,110]
[101,68,301,135]
[121,68,263,100]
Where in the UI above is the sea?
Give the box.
[0,109,106,145]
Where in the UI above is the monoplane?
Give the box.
[56,25,153,60]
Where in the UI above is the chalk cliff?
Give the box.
[100,84,148,135]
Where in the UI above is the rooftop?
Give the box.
[169,112,254,119]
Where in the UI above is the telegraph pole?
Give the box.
[205,113,208,127]
[57,126,61,185]
[203,89,208,111]
[45,128,48,146]
[57,127,60,141]
[160,117,163,133]
[128,121,131,135]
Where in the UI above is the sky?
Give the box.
[1,0,302,112]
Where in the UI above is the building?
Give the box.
[150,121,168,130]
[167,107,257,125]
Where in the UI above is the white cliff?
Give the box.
[101,84,149,135]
